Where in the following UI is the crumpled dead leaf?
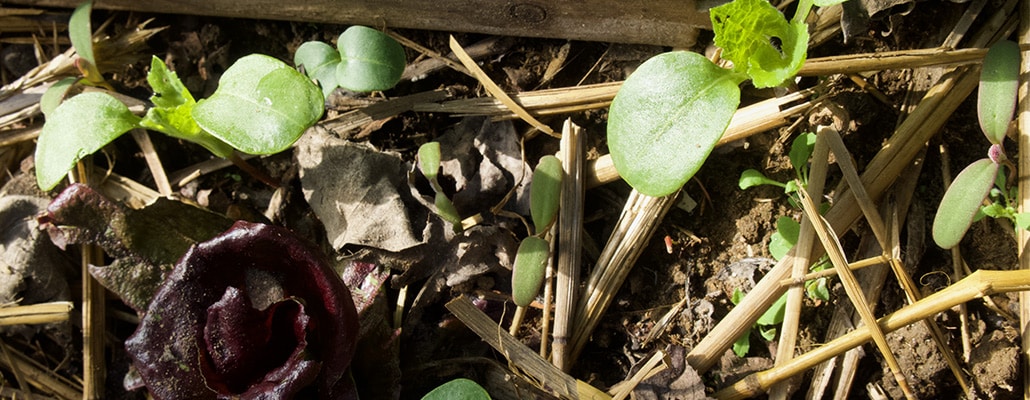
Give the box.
[296,129,430,253]
[632,346,710,400]
[841,0,917,42]
[38,183,234,311]
[435,116,531,216]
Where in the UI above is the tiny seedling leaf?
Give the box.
[711,0,809,88]
[739,168,786,190]
[769,216,800,260]
[40,77,78,117]
[978,40,1019,145]
[806,276,830,301]
[1016,213,1030,231]
[757,292,787,326]
[530,155,562,235]
[192,54,324,155]
[36,92,141,190]
[932,158,999,249]
[608,51,742,197]
[294,41,341,98]
[140,56,233,157]
[758,325,777,341]
[336,26,406,92]
[732,327,752,357]
[789,132,816,177]
[512,236,550,307]
[418,142,442,181]
[421,378,491,400]
[69,1,95,67]
[434,192,462,226]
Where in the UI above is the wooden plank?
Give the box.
[0,0,711,46]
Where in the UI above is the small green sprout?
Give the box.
[294,26,407,96]
[417,142,463,229]
[511,155,563,307]
[731,289,787,357]
[421,378,491,400]
[932,40,1021,249]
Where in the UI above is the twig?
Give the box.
[448,36,557,138]
[713,269,1030,399]
[130,129,172,196]
[610,349,666,400]
[570,190,677,362]
[0,340,81,400]
[74,161,105,400]
[769,127,829,399]
[552,119,584,370]
[444,296,610,400]
[0,301,73,326]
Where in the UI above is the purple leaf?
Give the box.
[125,221,359,399]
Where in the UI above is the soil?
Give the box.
[0,1,1024,399]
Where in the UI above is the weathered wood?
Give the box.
[1,0,711,46]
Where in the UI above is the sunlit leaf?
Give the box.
[978,40,1019,145]
[932,158,999,249]
[711,0,808,88]
[608,51,743,197]
[140,56,233,157]
[192,54,324,155]
[757,292,787,326]
[69,1,95,66]
[789,132,816,177]
[739,168,785,190]
[36,92,140,190]
[769,216,800,260]
[418,142,441,181]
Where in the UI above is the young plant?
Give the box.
[294,25,407,96]
[512,155,562,307]
[607,0,841,197]
[417,142,463,230]
[36,55,323,190]
[738,132,817,207]
[68,1,105,86]
[731,288,787,357]
[421,378,491,400]
[932,40,1021,249]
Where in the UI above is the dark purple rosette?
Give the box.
[125,221,358,399]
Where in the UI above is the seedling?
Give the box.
[421,378,491,400]
[416,142,463,229]
[36,55,323,190]
[731,288,787,357]
[511,155,562,307]
[607,0,842,197]
[932,40,1021,249]
[294,26,407,96]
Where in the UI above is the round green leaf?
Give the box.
[608,51,742,197]
[36,92,141,190]
[294,41,342,98]
[512,236,550,307]
[769,216,800,260]
[738,168,785,190]
[418,142,442,181]
[530,155,562,235]
[336,26,406,92]
[421,378,491,400]
[978,40,1019,145]
[932,158,998,249]
[192,54,324,155]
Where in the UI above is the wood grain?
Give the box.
[2,0,711,46]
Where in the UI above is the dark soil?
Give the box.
[0,0,1023,399]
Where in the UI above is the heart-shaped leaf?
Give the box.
[294,41,341,98]
[978,40,1019,145]
[192,54,324,155]
[511,236,550,307]
[932,158,999,249]
[336,26,406,92]
[529,155,562,235]
[608,51,742,197]
[36,92,140,190]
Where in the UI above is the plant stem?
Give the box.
[228,152,280,188]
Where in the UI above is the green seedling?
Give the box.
[739,132,816,206]
[731,288,787,357]
[766,216,831,301]
[294,26,407,96]
[69,1,104,86]
[932,40,1021,249]
[36,53,323,190]
[511,155,563,307]
[421,378,491,400]
[607,0,841,197]
[417,142,463,229]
